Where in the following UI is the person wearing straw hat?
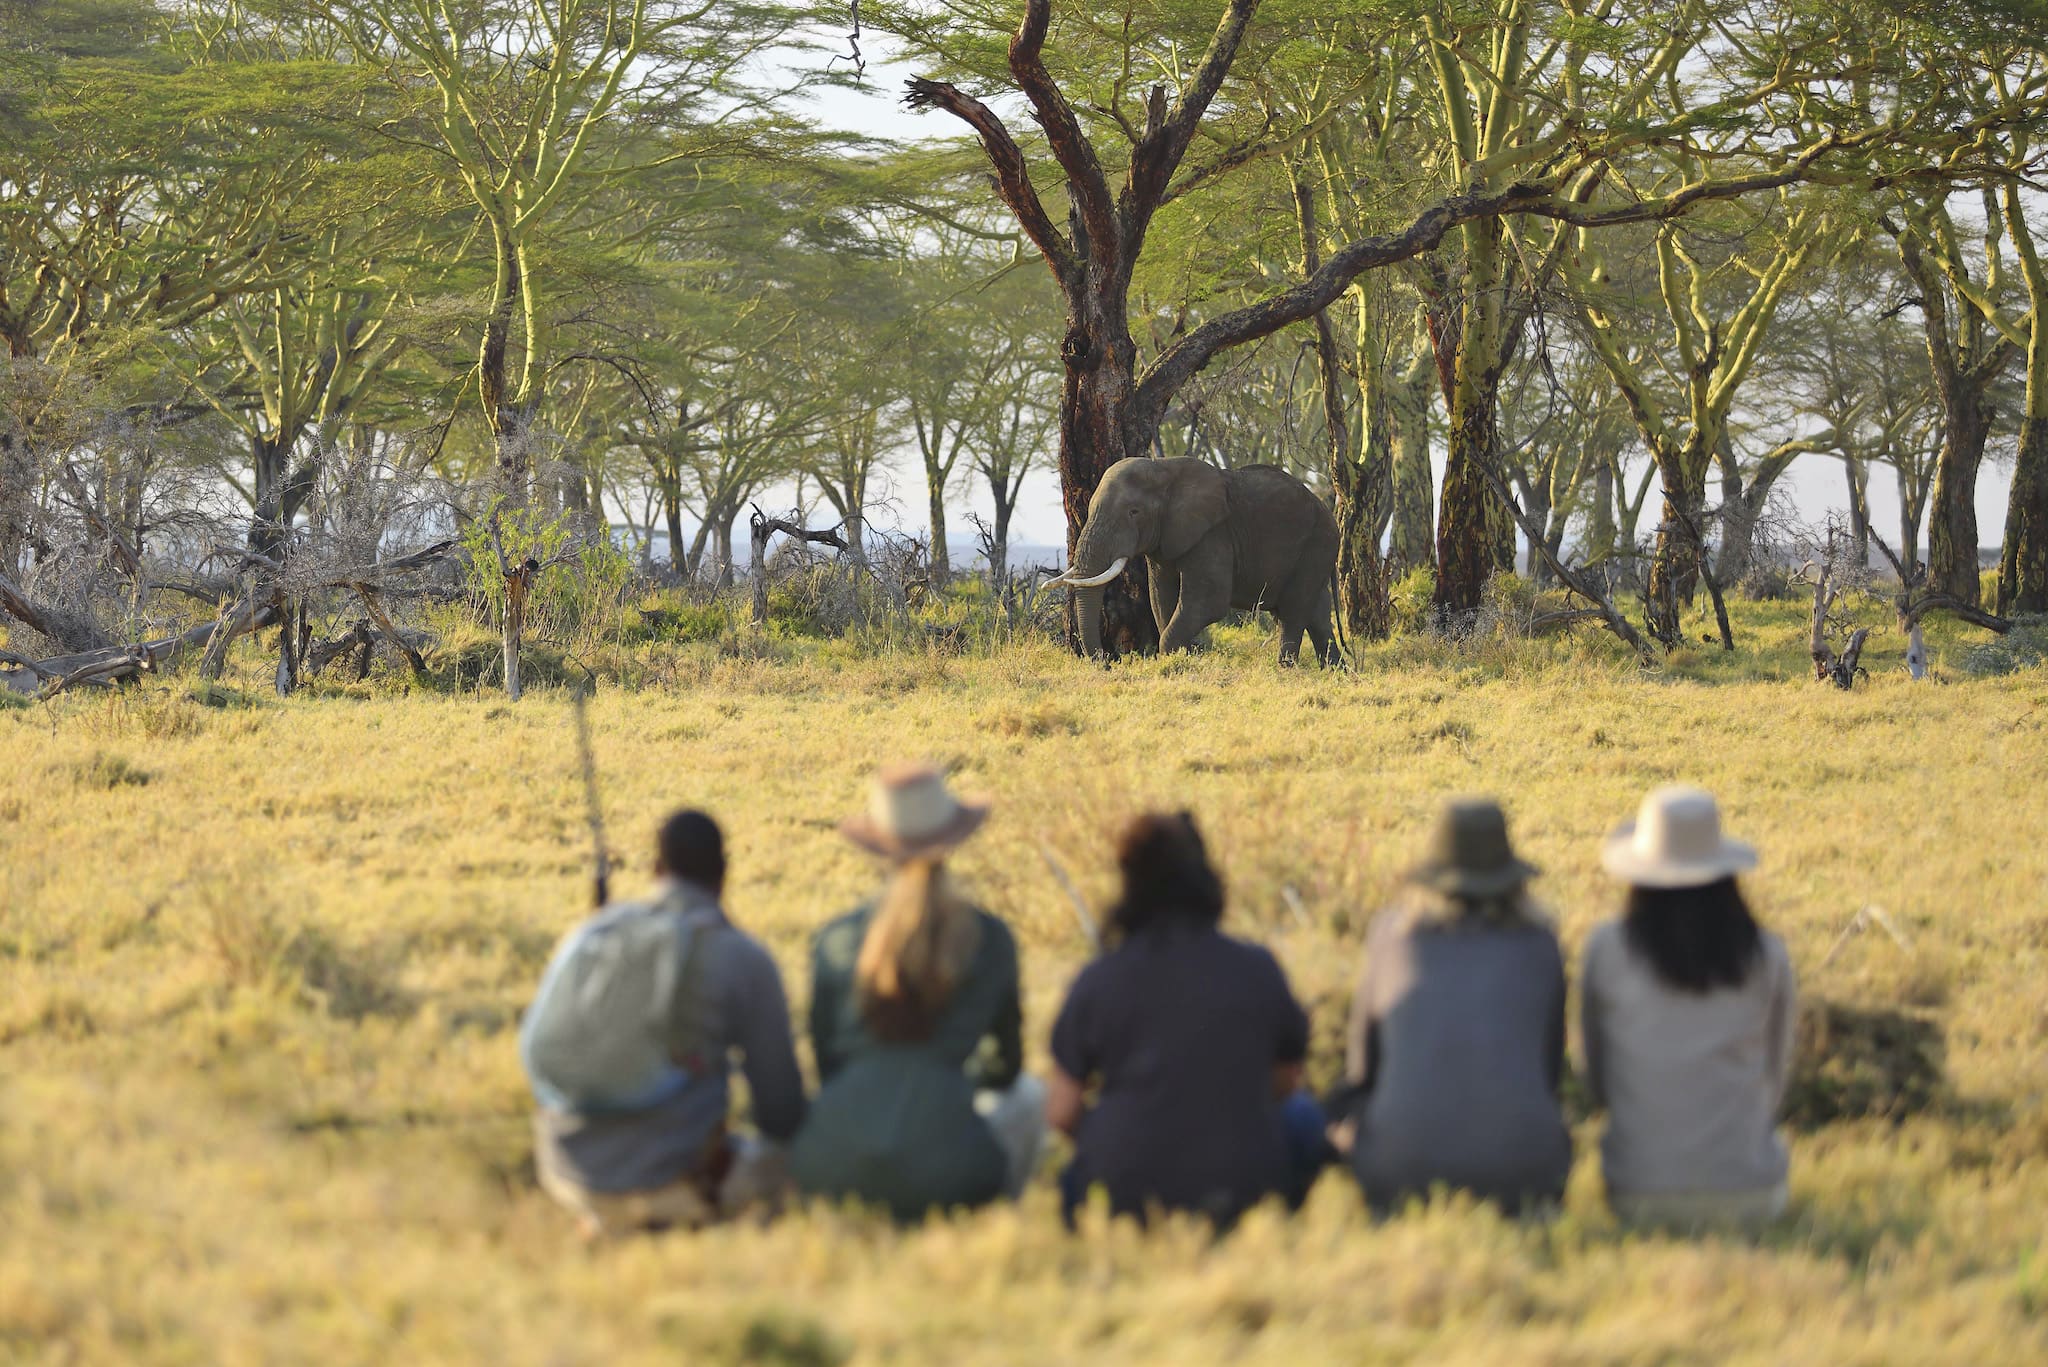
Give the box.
[1328,798,1573,1215]
[789,764,1046,1221]
[1581,785,1797,1232]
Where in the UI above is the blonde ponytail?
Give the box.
[855,857,983,1042]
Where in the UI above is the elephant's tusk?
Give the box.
[1057,556,1128,589]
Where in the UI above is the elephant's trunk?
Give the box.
[1076,584,1105,658]
[1065,521,1128,657]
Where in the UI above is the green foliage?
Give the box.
[457,505,633,651]
[1390,566,1438,635]
[1960,616,2048,677]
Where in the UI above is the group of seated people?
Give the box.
[520,766,1796,1239]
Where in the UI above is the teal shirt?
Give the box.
[790,904,1023,1220]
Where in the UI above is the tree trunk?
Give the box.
[1926,386,1990,605]
[1059,306,1155,657]
[713,513,737,590]
[1644,449,1710,647]
[1844,456,1871,571]
[662,489,685,574]
[1431,224,1518,619]
[1586,458,1618,593]
[1291,166,1387,640]
[926,472,951,588]
[987,487,1011,585]
[1999,412,2048,613]
[1898,463,1925,579]
[1386,336,1435,575]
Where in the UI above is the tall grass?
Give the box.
[2,603,2045,1362]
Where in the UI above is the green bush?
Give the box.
[1389,566,1437,635]
[1960,615,2048,677]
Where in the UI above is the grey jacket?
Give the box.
[532,881,806,1194]
[1336,908,1572,1212]
[1580,920,1795,1197]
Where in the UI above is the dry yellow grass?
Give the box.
[3,604,2047,1364]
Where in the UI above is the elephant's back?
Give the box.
[1230,465,1337,528]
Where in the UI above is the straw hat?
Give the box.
[839,763,990,860]
[1405,798,1539,898]
[1601,785,1757,888]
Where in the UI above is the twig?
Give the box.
[1035,840,1101,953]
[1820,903,1914,969]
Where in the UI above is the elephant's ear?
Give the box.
[1158,460,1230,562]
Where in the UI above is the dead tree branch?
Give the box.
[1474,461,1658,665]
[748,504,850,626]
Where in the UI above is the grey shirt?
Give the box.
[533,882,807,1194]
[1336,909,1572,1212]
[1580,920,1795,1197]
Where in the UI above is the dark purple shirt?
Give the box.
[1051,924,1309,1223]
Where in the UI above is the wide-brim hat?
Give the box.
[840,763,990,860]
[1601,785,1757,888]
[1404,797,1539,898]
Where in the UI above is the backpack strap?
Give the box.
[658,886,724,1068]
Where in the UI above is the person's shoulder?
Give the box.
[1213,930,1292,982]
[1580,917,1625,971]
[973,907,1018,952]
[811,904,873,958]
[705,921,784,984]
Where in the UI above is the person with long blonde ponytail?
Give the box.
[790,765,1044,1221]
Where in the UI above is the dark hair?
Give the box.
[1106,812,1224,942]
[656,809,726,893]
[1621,876,1763,992]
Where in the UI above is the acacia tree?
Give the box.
[1566,196,1842,642]
[1778,247,1941,575]
[893,0,1948,652]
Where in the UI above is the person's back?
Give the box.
[1053,923,1307,1223]
[789,765,1044,1222]
[1582,921,1792,1196]
[1583,786,1795,1230]
[522,811,805,1237]
[1345,913,1570,1210]
[793,901,1021,1218]
[1334,799,1570,1214]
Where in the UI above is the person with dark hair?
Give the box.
[1583,786,1797,1232]
[791,765,1045,1222]
[1047,812,1324,1227]
[521,808,806,1238]
[1329,798,1572,1215]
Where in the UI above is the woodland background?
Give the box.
[4,0,2048,695]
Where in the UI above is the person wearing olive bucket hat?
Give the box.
[789,765,1046,1221]
[1327,798,1574,1215]
[1580,786,1797,1233]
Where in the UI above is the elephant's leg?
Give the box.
[1277,621,1306,666]
[1162,564,1230,653]
[1147,559,1181,638]
[1305,586,1339,667]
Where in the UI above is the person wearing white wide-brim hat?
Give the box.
[789,764,1046,1221]
[1581,785,1798,1234]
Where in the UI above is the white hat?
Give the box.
[1601,785,1757,888]
[839,763,990,860]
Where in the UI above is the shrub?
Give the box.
[1389,566,1437,635]
[1959,615,2048,677]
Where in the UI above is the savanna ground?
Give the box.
[4,595,2048,1365]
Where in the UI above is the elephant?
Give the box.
[1043,456,1342,666]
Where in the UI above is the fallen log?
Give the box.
[0,603,277,698]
